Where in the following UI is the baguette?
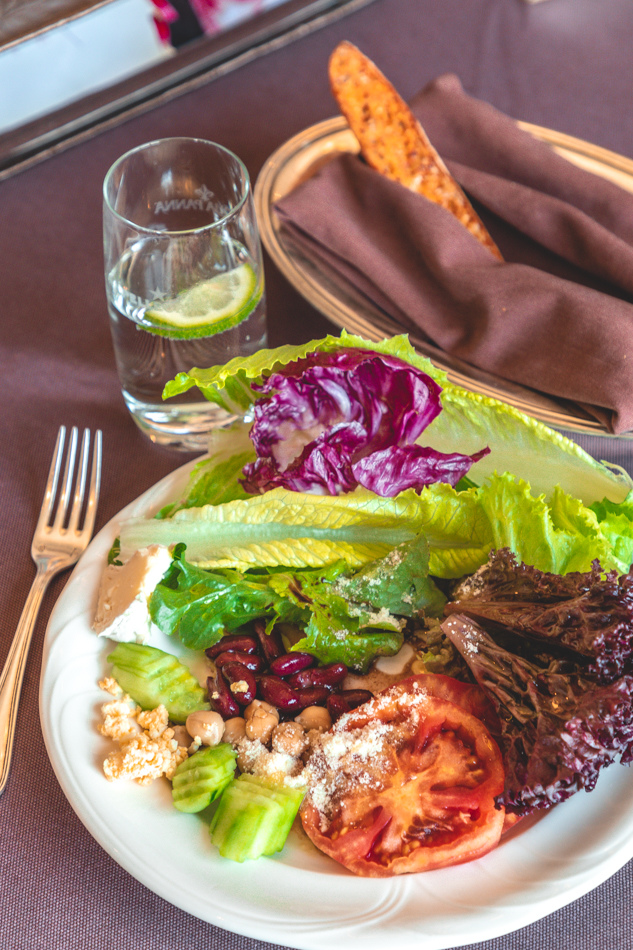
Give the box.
[328,41,503,260]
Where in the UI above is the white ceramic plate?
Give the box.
[40,459,633,950]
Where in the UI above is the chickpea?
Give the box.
[236,749,251,773]
[170,725,191,747]
[271,721,307,757]
[185,710,225,747]
[294,705,332,733]
[222,716,247,744]
[244,699,279,743]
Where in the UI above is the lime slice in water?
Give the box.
[143,263,259,339]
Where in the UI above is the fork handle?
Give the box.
[0,563,52,797]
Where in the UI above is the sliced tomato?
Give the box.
[301,676,505,877]
[391,673,501,735]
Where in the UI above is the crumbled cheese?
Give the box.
[453,564,487,599]
[330,627,352,642]
[229,680,249,694]
[98,676,123,697]
[103,732,188,785]
[345,603,405,631]
[298,686,442,826]
[99,697,141,742]
[99,679,188,785]
[137,705,169,739]
[93,544,172,644]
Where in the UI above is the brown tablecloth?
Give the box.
[3,1,633,948]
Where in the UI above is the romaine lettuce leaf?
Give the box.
[121,486,424,569]
[157,423,255,518]
[474,474,616,575]
[121,473,628,577]
[162,331,448,412]
[424,385,629,504]
[590,492,633,570]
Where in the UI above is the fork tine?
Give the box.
[36,426,66,531]
[67,429,91,534]
[80,429,102,539]
[52,427,78,531]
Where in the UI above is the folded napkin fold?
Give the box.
[275,74,633,433]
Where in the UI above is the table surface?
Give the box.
[3,1,633,948]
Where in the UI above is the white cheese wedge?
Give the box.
[93,544,173,643]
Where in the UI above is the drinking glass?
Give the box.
[103,137,267,450]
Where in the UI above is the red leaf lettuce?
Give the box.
[442,612,633,815]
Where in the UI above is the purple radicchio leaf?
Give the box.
[352,445,491,497]
[445,549,633,684]
[241,349,489,496]
[242,423,364,495]
[442,613,633,816]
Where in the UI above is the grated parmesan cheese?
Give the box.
[302,720,396,822]
[235,736,304,784]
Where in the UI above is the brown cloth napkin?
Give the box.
[275,74,633,433]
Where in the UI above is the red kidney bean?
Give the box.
[295,685,330,709]
[325,694,351,721]
[288,662,348,690]
[326,689,373,722]
[205,633,258,659]
[338,689,373,708]
[269,652,314,677]
[258,675,302,711]
[207,672,240,719]
[254,620,285,664]
[220,662,257,706]
[215,650,264,673]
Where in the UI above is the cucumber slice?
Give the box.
[108,642,209,723]
[236,774,305,853]
[214,797,281,863]
[210,790,286,862]
[209,774,304,862]
[172,744,237,813]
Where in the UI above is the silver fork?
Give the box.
[0,426,102,797]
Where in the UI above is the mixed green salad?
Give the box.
[97,332,633,871]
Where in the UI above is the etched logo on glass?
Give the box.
[154,184,216,214]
